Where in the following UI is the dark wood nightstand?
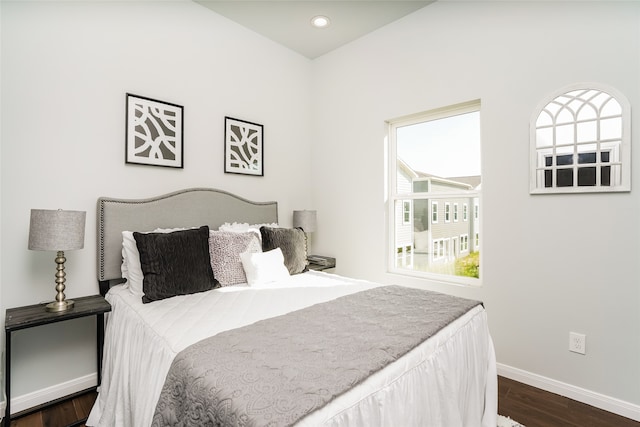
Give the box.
[307,255,336,271]
[4,294,111,423]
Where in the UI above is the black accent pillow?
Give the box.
[134,226,220,303]
[260,226,308,275]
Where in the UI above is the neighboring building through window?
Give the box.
[388,100,481,284]
[530,84,630,194]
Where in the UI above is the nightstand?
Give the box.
[307,255,336,271]
[4,294,111,423]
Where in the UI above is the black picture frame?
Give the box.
[125,93,184,168]
[224,116,264,176]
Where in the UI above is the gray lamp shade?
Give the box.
[28,209,86,251]
[293,210,317,232]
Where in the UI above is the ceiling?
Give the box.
[193,1,434,59]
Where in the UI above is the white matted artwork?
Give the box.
[125,93,184,168]
[224,116,264,176]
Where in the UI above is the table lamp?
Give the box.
[28,209,86,312]
[293,210,317,233]
[293,209,317,253]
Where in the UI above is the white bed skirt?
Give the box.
[88,272,496,426]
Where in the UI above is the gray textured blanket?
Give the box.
[151,285,481,427]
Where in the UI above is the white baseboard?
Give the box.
[9,373,97,415]
[498,363,640,422]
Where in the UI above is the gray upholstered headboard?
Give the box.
[97,188,278,295]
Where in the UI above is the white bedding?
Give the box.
[87,271,496,427]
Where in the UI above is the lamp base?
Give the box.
[46,299,75,313]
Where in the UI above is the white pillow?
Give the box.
[121,227,188,297]
[121,231,143,296]
[218,222,279,239]
[240,248,290,286]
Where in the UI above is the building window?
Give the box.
[431,201,438,224]
[388,100,481,284]
[530,84,630,194]
[460,234,469,252]
[403,200,411,225]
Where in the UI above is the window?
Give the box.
[388,100,481,284]
[530,84,630,194]
[402,200,411,225]
[431,201,438,223]
[460,234,469,252]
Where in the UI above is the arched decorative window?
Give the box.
[530,84,630,194]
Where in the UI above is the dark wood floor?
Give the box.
[8,390,96,427]
[6,376,640,427]
[499,376,640,427]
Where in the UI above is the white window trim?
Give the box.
[463,203,468,221]
[445,202,451,223]
[453,203,459,222]
[529,83,631,194]
[431,201,438,224]
[386,100,481,287]
[402,200,411,225]
[460,233,469,253]
[432,238,450,261]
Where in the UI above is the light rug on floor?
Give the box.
[497,414,526,427]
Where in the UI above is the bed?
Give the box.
[87,187,497,427]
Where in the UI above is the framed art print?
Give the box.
[224,116,263,176]
[125,93,184,168]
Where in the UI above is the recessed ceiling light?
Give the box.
[311,15,330,29]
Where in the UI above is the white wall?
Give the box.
[0,0,4,416]
[1,0,312,406]
[311,0,640,417]
[2,0,640,421]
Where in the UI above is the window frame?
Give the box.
[402,200,411,225]
[387,100,481,286]
[460,233,469,253]
[431,201,438,224]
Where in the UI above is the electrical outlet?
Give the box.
[569,332,586,355]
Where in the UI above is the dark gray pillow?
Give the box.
[260,226,308,275]
[134,226,219,303]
